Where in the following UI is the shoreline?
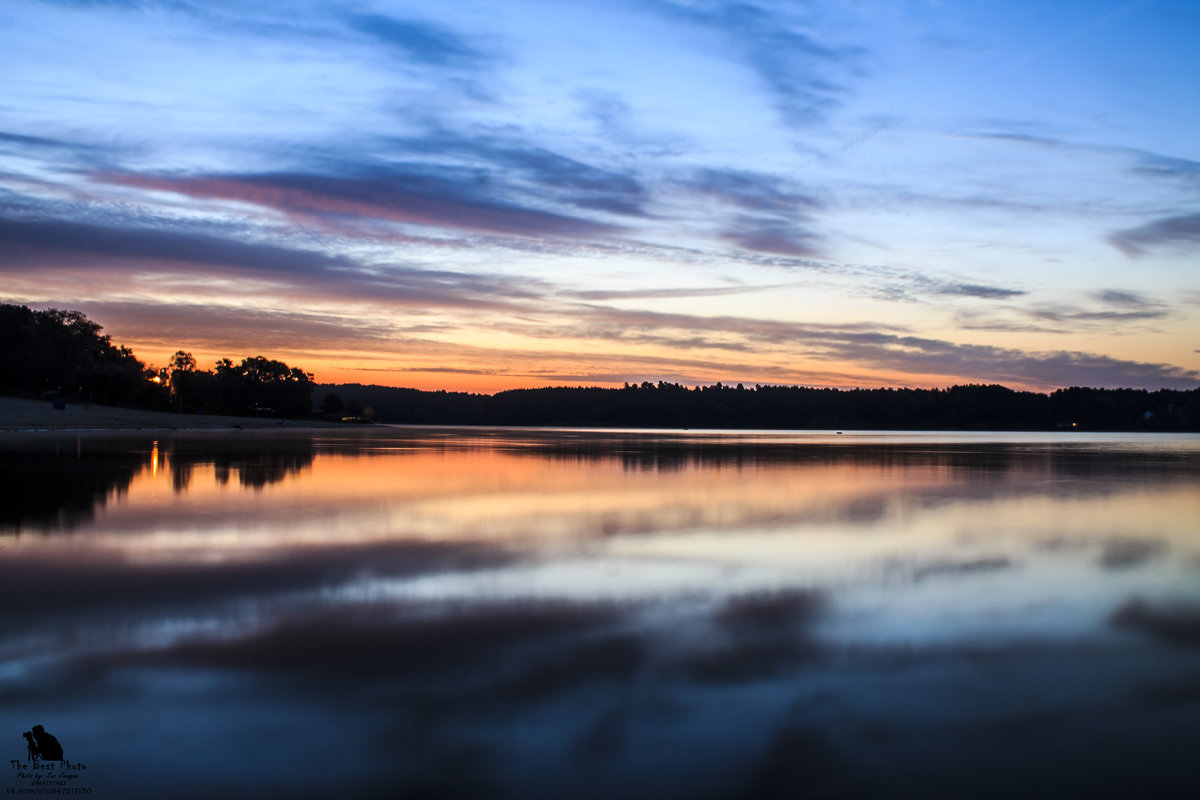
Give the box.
[3,396,1196,437]
[0,396,342,432]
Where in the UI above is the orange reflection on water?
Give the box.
[13,435,1183,601]
[82,446,940,560]
[3,431,1199,800]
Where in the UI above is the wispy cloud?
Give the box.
[720,219,822,257]
[70,302,429,355]
[953,289,1174,336]
[503,304,1200,389]
[389,130,650,217]
[868,273,1027,305]
[676,168,825,256]
[567,284,785,301]
[1028,307,1169,324]
[0,214,550,310]
[939,283,1026,300]
[1132,153,1200,185]
[345,13,490,68]
[0,130,92,154]
[1095,289,1157,308]
[0,215,352,273]
[961,129,1198,183]
[680,168,820,213]
[655,1,858,127]
[1109,213,1200,257]
[99,168,621,239]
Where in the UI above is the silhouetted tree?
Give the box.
[168,350,196,411]
[0,303,152,404]
[214,356,315,418]
[321,392,345,415]
[162,350,226,413]
[170,350,197,373]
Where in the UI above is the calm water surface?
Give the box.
[2,428,1199,798]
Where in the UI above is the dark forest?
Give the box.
[3,303,1197,430]
[321,380,1200,431]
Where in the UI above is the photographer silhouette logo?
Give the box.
[9,724,91,796]
[23,725,63,762]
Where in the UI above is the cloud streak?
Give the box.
[528,305,1200,389]
[0,213,551,311]
[720,219,822,257]
[680,168,820,213]
[391,131,650,217]
[0,215,355,274]
[657,1,858,126]
[100,169,622,240]
[1109,213,1200,257]
[346,13,490,68]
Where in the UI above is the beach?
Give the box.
[0,396,341,431]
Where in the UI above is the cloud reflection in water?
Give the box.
[1,430,1198,798]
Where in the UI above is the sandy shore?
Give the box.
[0,396,342,431]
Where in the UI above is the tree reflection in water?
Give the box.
[0,430,1197,798]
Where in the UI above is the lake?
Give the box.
[2,428,1199,798]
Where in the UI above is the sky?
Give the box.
[1,0,1198,393]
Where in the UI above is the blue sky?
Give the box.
[1,0,1197,391]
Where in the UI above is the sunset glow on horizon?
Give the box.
[2,0,1198,393]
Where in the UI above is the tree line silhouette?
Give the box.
[320,380,1200,431]
[0,304,153,406]
[167,350,315,418]
[1,436,316,534]
[1,303,315,418]
[3,303,1197,429]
